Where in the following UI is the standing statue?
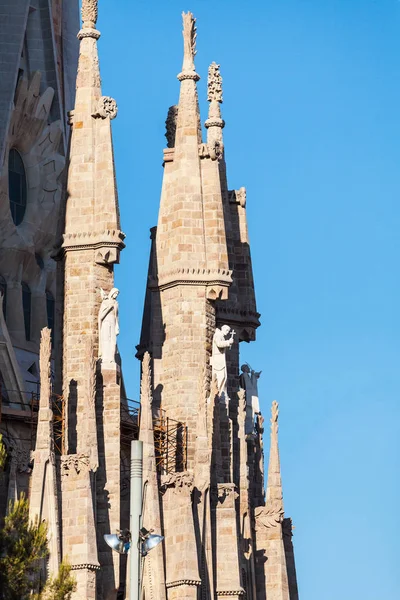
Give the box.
[240,364,262,435]
[210,325,235,397]
[98,288,119,364]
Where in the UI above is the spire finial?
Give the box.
[81,0,98,29]
[205,62,225,144]
[208,62,223,103]
[182,11,197,72]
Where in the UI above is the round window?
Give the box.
[8,148,27,225]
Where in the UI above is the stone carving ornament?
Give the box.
[210,325,235,397]
[208,62,223,103]
[98,288,119,364]
[81,0,98,27]
[160,471,194,495]
[240,363,261,434]
[92,96,118,120]
[182,12,197,72]
[60,453,90,477]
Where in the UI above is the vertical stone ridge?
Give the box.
[29,327,61,576]
[265,400,284,515]
[139,352,166,600]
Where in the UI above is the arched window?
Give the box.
[46,290,55,333]
[22,282,31,341]
[0,275,6,320]
[8,148,27,225]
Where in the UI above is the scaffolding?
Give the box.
[0,385,65,455]
[120,398,188,475]
[153,410,188,474]
[1,387,188,474]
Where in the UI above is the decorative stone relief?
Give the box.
[217,482,239,503]
[98,288,119,365]
[81,0,98,27]
[59,229,125,264]
[166,579,201,589]
[228,187,246,208]
[160,471,194,495]
[208,62,223,103]
[254,503,284,529]
[60,453,90,477]
[0,72,64,252]
[210,325,235,397]
[92,96,118,120]
[165,105,178,148]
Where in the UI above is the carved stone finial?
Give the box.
[82,0,98,28]
[271,400,279,437]
[208,62,223,103]
[165,105,178,148]
[182,12,197,72]
[140,352,152,408]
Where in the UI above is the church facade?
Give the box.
[0,2,300,599]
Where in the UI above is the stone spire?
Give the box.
[254,401,290,600]
[175,12,201,147]
[156,12,231,295]
[205,62,225,149]
[62,0,124,262]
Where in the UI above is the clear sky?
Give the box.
[95,1,400,598]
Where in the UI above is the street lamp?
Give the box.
[103,441,163,600]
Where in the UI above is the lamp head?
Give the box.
[139,527,164,557]
[104,530,131,555]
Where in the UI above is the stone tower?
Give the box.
[28,0,124,598]
[137,12,299,600]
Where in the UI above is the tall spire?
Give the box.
[63,0,124,261]
[265,400,284,517]
[254,401,290,600]
[205,62,225,149]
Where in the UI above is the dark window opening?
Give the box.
[8,148,27,225]
[22,282,31,341]
[46,291,55,343]
[0,276,6,320]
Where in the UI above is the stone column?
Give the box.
[214,483,244,600]
[96,363,121,600]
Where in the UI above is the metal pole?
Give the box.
[130,440,143,600]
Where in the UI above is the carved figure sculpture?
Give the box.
[98,288,119,364]
[240,364,261,434]
[210,325,235,397]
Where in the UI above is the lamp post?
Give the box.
[130,440,143,600]
[104,440,163,600]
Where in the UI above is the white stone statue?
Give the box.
[240,364,261,435]
[210,325,235,397]
[98,287,119,364]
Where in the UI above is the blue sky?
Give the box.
[95,1,400,598]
